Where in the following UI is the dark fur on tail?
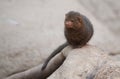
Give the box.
[41,42,69,70]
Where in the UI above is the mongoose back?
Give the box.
[41,11,94,70]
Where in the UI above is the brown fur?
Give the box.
[65,11,93,47]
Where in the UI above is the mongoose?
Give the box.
[41,11,94,70]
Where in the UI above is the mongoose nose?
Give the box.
[65,21,73,28]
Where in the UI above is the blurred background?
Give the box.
[0,0,120,78]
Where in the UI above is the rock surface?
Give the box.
[94,61,120,79]
[48,45,120,79]
[48,45,108,79]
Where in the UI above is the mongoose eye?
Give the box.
[71,19,74,22]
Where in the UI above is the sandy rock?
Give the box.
[48,45,120,79]
[48,45,108,79]
[94,61,120,79]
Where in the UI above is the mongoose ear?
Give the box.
[77,16,83,24]
[77,16,83,23]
